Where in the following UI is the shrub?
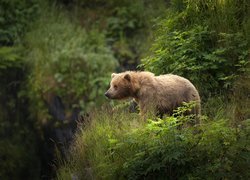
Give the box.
[142,26,249,96]
[104,0,166,71]
[141,0,249,96]
[24,5,118,116]
[0,0,38,45]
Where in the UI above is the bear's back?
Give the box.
[152,74,200,113]
[155,74,195,92]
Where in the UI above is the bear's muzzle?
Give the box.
[104,92,111,98]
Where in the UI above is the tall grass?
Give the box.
[57,104,250,179]
[57,107,143,179]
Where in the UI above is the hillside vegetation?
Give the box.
[0,0,249,179]
[57,0,250,179]
[0,0,165,179]
[57,105,250,179]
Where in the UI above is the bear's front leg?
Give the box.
[138,99,156,120]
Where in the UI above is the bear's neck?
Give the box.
[131,72,156,99]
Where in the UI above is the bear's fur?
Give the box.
[105,71,201,117]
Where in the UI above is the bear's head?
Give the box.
[105,72,133,99]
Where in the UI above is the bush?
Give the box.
[24,5,118,116]
[0,0,38,45]
[142,26,249,95]
[104,0,166,71]
[57,104,250,179]
[141,0,249,96]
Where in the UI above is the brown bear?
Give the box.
[105,71,201,118]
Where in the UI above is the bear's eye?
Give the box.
[114,85,118,90]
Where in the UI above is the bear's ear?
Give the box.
[111,73,117,78]
[124,73,131,82]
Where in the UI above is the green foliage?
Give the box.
[106,1,144,40]
[24,5,117,114]
[0,46,22,71]
[55,1,250,179]
[1,0,249,179]
[106,1,145,69]
[1,0,167,178]
[0,0,38,45]
[57,108,143,179]
[62,0,166,71]
[57,104,250,179]
[142,0,249,96]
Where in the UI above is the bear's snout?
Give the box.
[105,92,111,98]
